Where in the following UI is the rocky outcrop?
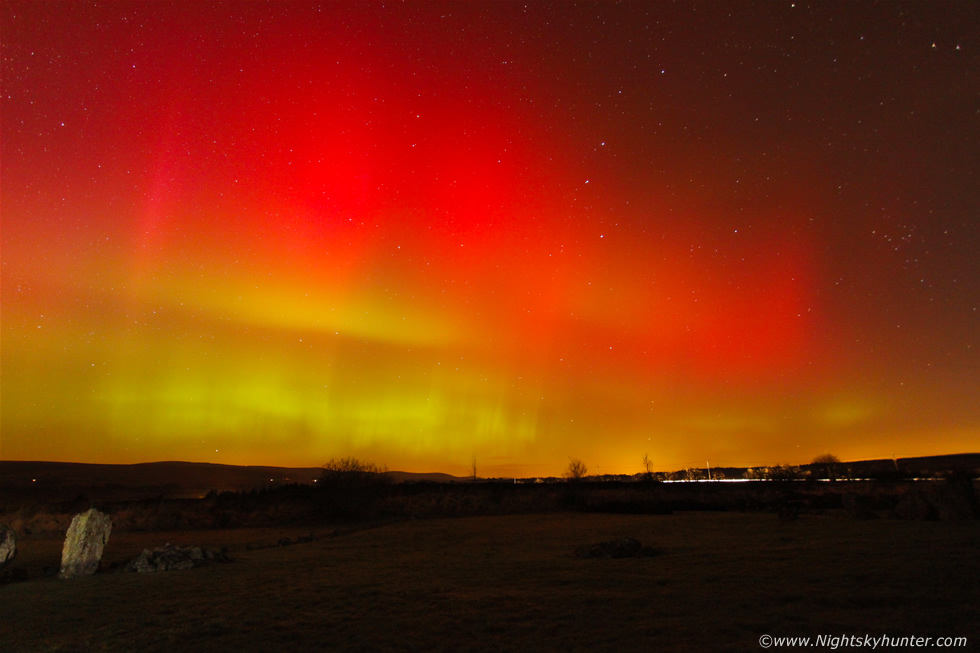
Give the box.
[124,543,231,573]
[0,523,16,570]
[59,509,112,579]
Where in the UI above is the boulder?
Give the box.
[0,523,16,570]
[59,509,112,579]
[125,543,231,573]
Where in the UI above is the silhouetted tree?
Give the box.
[744,465,806,480]
[744,467,767,480]
[766,464,805,481]
[812,453,841,464]
[318,457,390,520]
[641,453,655,481]
[322,457,387,475]
[684,467,705,482]
[564,458,589,481]
[811,453,841,480]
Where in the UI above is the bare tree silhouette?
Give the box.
[642,453,654,480]
[564,457,589,481]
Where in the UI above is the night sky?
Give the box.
[2,2,978,477]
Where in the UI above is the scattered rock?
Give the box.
[247,532,316,551]
[125,543,231,573]
[0,523,16,571]
[59,509,112,579]
[574,537,659,559]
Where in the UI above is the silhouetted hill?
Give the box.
[387,471,471,483]
[0,461,322,501]
[0,460,472,502]
[831,453,980,477]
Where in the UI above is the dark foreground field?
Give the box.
[2,511,977,652]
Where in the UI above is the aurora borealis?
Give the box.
[2,2,978,477]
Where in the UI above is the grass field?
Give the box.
[1,511,977,652]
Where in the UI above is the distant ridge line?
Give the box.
[0,453,976,491]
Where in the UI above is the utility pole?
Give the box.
[707,460,711,482]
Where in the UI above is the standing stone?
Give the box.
[59,509,112,579]
[0,523,16,571]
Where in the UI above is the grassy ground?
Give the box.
[1,512,977,652]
